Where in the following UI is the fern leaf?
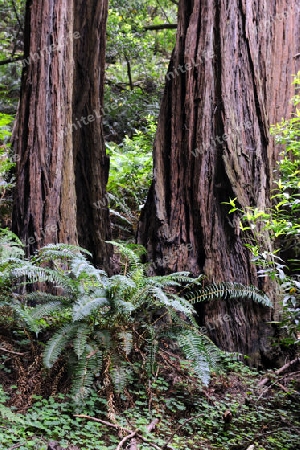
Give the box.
[110,360,132,393]
[28,301,63,321]
[187,282,272,307]
[34,243,92,262]
[176,331,222,386]
[71,257,107,283]
[13,303,44,335]
[150,287,194,315]
[118,331,133,355]
[71,349,100,402]
[43,323,78,368]
[73,294,108,321]
[73,323,90,359]
[23,292,70,305]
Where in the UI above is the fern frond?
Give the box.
[29,301,63,320]
[108,274,136,291]
[73,323,91,359]
[71,348,100,402]
[176,331,222,385]
[11,264,75,294]
[0,403,25,424]
[144,336,158,377]
[149,286,194,316]
[72,294,108,321]
[23,291,70,305]
[13,303,45,335]
[0,229,24,259]
[114,299,136,315]
[71,257,107,283]
[94,330,113,349]
[43,323,78,368]
[187,282,272,307]
[118,331,133,355]
[106,241,142,270]
[110,359,133,393]
[34,243,91,263]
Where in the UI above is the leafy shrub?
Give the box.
[0,237,271,410]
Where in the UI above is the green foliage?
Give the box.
[1,238,274,405]
[0,0,24,113]
[106,115,155,238]
[186,281,272,306]
[224,73,300,344]
[104,0,176,139]
[1,362,299,450]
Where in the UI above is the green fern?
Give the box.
[43,323,79,368]
[118,331,133,355]
[110,359,133,393]
[176,331,222,386]
[186,282,272,307]
[73,323,91,359]
[71,348,100,402]
[34,243,91,262]
[13,303,45,335]
[2,239,274,406]
[72,294,108,321]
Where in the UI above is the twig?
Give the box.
[0,56,23,66]
[147,418,160,432]
[144,24,177,31]
[0,347,28,356]
[116,418,161,450]
[8,444,21,450]
[116,431,137,450]
[77,414,165,450]
[10,0,23,31]
[258,357,300,387]
[74,414,130,433]
[129,437,138,450]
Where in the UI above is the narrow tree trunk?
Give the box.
[73,0,111,269]
[12,0,77,251]
[138,0,300,362]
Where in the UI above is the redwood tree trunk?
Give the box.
[13,0,77,251]
[12,0,111,269]
[138,0,300,362]
[73,0,111,269]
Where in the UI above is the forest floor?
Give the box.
[0,338,299,450]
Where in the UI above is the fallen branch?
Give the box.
[116,431,137,450]
[8,444,21,450]
[75,414,164,450]
[258,357,300,387]
[0,347,28,356]
[116,418,161,450]
[74,414,130,433]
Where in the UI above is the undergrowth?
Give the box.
[0,358,299,450]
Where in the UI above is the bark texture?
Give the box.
[138,0,300,361]
[12,0,111,268]
[73,0,111,269]
[13,0,77,251]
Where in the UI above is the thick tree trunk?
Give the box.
[12,0,111,269]
[13,0,77,252]
[73,0,111,269]
[138,0,300,362]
